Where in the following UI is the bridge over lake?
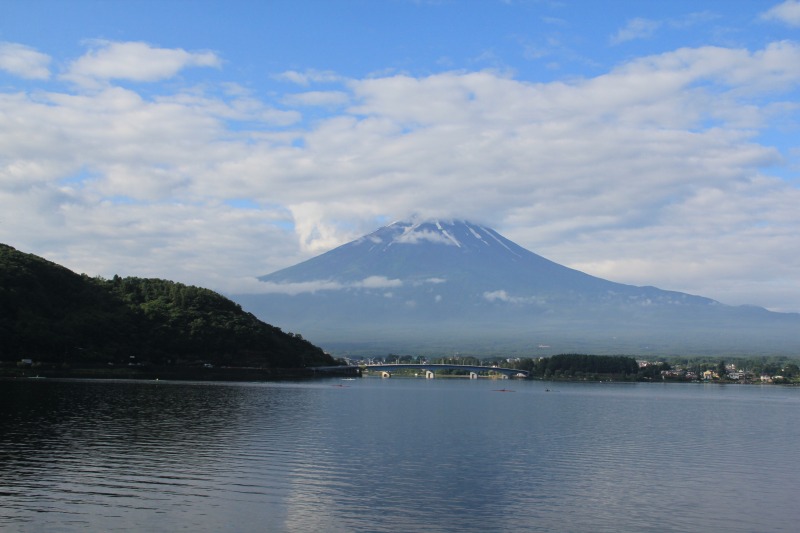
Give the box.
[361,363,529,379]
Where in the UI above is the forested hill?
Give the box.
[0,243,336,370]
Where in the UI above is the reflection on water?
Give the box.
[2,378,800,532]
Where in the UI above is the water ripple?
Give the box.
[2,379,800,532]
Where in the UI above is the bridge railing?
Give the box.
[359,363,529,377]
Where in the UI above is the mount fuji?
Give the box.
[232,220,799,356]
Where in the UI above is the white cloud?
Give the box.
[2,40,800,312]
[62,41,221,87]
[611,12,720,46]
[255,280,345,295]
[0,42,51,79]
[274,69,344,86]
[354,276,403,289]
[256,275,402,295]
[483,290,543,305]
[395,228,459,246]
[484,290,509,302]
[611,18,661,45]
[762,0,800,27]
[282,90,350,107]
[288,202,387,253]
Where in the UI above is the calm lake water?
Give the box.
[2,377,799,532]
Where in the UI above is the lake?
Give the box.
[1,377,799,532]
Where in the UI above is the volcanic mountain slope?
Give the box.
[233,220,799,356]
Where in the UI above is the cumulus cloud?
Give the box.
[62,41,221,87]
[0,42,51,79]
[282,90,350,107]
[761,0,800,27]
[2,40,800,311]
[288,202,387,253]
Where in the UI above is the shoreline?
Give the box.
[0,364,360,382]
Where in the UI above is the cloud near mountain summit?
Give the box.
[1,36,800,311]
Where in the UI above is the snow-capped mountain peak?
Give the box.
[361,219,522,257]
[234,218,799,356]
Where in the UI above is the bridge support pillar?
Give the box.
[425,370,435,379]
[469,372,478,379]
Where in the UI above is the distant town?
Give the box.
[635,360,799,384]
[342,354,800,384]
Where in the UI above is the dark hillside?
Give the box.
[0,244,335,371]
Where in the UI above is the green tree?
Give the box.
[0,244,337,370]
[782,363,799,378]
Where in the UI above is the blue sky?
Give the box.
[2,0,800,312]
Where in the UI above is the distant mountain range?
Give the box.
[233,220,799,357]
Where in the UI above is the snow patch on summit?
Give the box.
[394,227,460,246]
[468,226,489,245]
[484,229,521,258]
